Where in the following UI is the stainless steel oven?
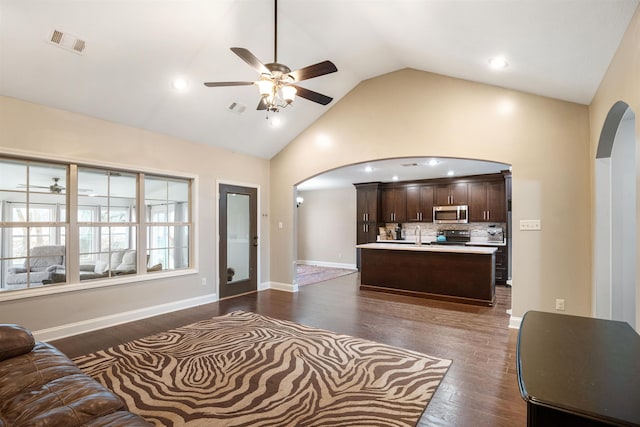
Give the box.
[433,205,468,224]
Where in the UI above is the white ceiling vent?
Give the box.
[48,29,86,54]
[226,102,247,115]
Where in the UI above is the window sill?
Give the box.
[0,269,199,303]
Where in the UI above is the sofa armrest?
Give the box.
[46,264,65,272]
[8,267,28,274]
[0,324,35,362]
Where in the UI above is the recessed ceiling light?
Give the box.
[364,166,374,173]
[427,159,439,166]
[488,56,509,70]
[172,78,188,91]
[447,170,455,176]
[392,175,399,181]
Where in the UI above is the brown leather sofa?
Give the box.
[0,324,151,427]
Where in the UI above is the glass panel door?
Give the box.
[219,184,257,298]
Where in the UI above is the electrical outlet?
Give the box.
[201,277,207,286]
[555,298,565,311]
[520,219,541,231]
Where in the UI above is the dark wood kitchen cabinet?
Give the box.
[406,185,434,222]
[468,180,506,222]
[494,245,507,284]
[381,187,406,222]
[435,182,468,206]
[466,243,507,285]
[355,183,381,244]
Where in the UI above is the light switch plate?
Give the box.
[520,219,541,231]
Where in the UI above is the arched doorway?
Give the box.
[595,101,637,330]
[294,156,511,291]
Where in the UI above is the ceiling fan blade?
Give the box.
[230,47,270,75]
[257,98,268,110]
[17,184,48,189]
[204,81,254,87]
[292,85,333,105]
[289,61,337,82]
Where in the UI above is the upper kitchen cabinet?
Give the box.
[468,178,506,222]
[355,183,380,223]
[406,185,434,222]
[435,182,468,206]
[381,187,407,223]
[355,183,381,244]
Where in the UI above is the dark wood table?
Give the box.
[517,310,640,426]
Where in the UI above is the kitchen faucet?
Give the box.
[415,225,422,246]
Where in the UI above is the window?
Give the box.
[0,156,193,293]
[145,176,190,272]
[77,168,137,281]
[0,159,67,291]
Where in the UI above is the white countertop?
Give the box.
[357,242,497,254]
[376,238,507,247]
[466,239,506,247]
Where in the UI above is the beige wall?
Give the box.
[296,188,357,267]
[271,68,591,319]
[0,96,270,332]
[589,7,640,328]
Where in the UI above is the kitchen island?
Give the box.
[357,243,497,306]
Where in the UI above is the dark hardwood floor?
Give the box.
[51,273,526,426]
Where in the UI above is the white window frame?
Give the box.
[0,154,197,302]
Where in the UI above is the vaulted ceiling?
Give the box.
[1,0,637,159]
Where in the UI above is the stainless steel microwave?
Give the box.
[433,205,468,224]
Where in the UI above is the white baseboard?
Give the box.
[34,293,218,342]
[297,260,357,270]
[509,315,522,329]
[268,281,298,293]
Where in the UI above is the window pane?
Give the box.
[147,249,166,271]
[111,173,136,199]
[7,227,27,258]
[168,180,189,203]
[109,201,135,222]
[28,163,66,195]
[3,227,66,291]
[0,159,27,192]
[78,169,108,198]
[79,225,137,281]
[174,247,189,269]
[148,226,168,248]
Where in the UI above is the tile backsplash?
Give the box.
[380,222,506,242]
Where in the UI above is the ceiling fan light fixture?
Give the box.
[256,79,274,97]
[280,85,297,103]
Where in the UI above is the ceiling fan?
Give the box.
[18,177,93,194]
[18,177,66,194]
[203,0,338,114]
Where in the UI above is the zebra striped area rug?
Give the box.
[73,311,451,426]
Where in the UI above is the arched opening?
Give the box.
[595,101,637,330]
[293,156,512,299]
